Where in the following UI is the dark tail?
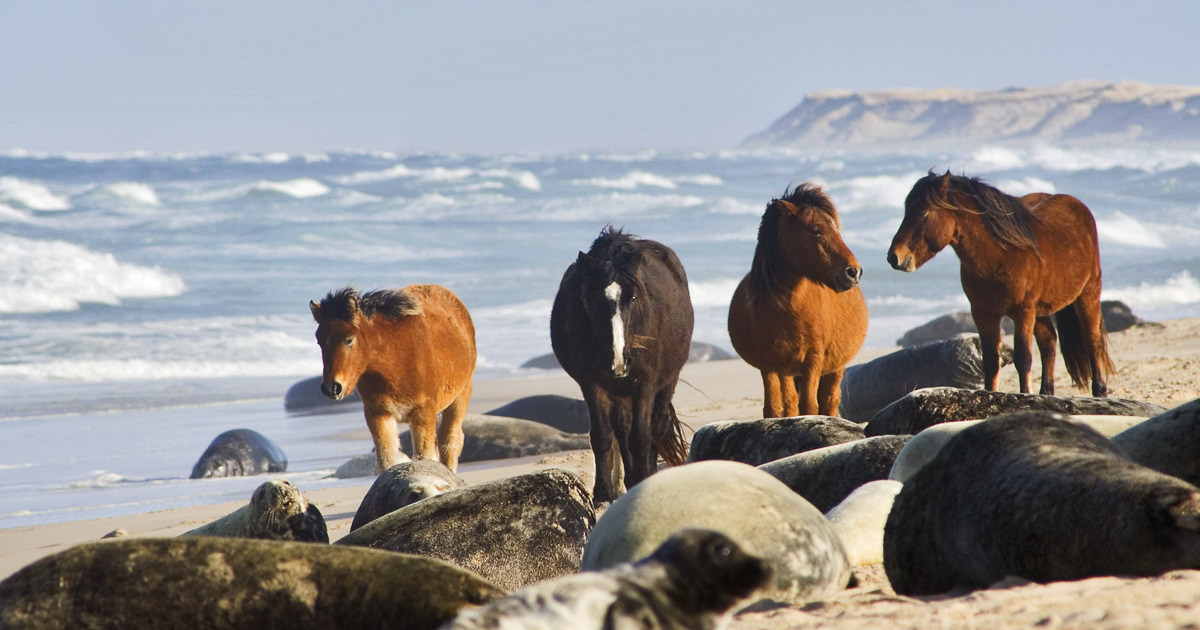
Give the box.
[1055,304,1114,391]
[653,399,690,467]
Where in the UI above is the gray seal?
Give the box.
[337,468,595,591]
[182,479,327,542]
[582,460,852,607]
[883,411,1200,595]
[1112,396,1200,487]
[399,414,590,462]
[824,479,903,566]
[444,529,770,630]
[838,335,1011,422]
[864,386,1164,437]
[757,434,910,512]
[686,416,865,467]
[189,428,288,479]
[0,537,503,630]
[483,395,591,434]
[350,460,467,531]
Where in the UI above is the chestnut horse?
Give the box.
[887,171,1113,397]
[728,184,869,418]
[310,284,476,474]
[550,227,692,504]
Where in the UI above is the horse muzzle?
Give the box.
[833,266,862,292]
[320,381,344,400]
[887,250,917,272]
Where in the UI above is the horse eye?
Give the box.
[811,227,823,237]
[344,337,354,347]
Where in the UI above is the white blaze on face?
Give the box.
[605,281,628,378]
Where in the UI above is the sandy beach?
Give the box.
[4,317,1200,628]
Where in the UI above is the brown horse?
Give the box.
[728,184,869,418]
[310,284,476,474]
[887,171,1113,397]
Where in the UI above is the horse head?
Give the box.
[773,196,862,293]
[888,171,957,272]
[577,250,637,379]
[310,287,370,401]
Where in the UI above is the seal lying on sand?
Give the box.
[884,411,1200,595]
[0,537,503,630]
[483,395,591,434]
[182,479,327,542]
[337,468,595,591]
[838,335,1010,422]
[1112,396,1200,487]
[582,460,852,607]
[445,529,770,630]
[687,416,864,467]
[758,435,910,512]
[399,414,590,463]
[824,479,903,566]
[189,428,288,478]
[864,386,1164,437]
[350,460,467,531]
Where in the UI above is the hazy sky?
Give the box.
[4,1,1199,154]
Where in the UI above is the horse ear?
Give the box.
[938,171,952,194]
[577,251,596,271]
[776,200,799,215]
[309,300,321,321]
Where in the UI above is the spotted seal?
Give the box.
[884,411,1200,595]
[350,459,467,531]
[189,428,288,479]
[182,478,327,542]
[686,416,865,467]
[757,434,910,512]
[864,386,1164,437]
[0,537,502,629]
[444,529,770,630]
[337,468,595,591]
[582,460,852,607]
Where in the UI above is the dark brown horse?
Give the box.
[727,184,869,418]
[887,171,1113,397]
[310,284,476,474]
[550,227,693,504]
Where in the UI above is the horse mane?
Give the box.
[316,286,423,322]
[585,225,686,287]
[916,171,1040,250]
[747,183,838,309]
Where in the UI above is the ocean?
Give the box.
[2,144,1200,528]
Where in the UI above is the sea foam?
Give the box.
[0,176,71,211]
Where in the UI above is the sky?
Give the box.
[3,1,1200,155]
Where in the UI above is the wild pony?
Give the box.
[550,227,693,504]
[310,284,476,474]
[887,171,1113,397]
[727,184,868,418]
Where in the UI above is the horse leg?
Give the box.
[407,406,440,464]
[792,359,822,416]
[1034,315,1058,395]
[1074,290,1110,398]
[817,369,844,417]
[365,408,402,474]
[624,387,657,489]
[761,371,798,418]
[1009,309,1037,394]
[972,309,1005,391]
[585,387,620,504]
[436,382,471,472]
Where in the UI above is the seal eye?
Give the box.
[710,541,733,565]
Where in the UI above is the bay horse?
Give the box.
[550,226,693,504]
[310,284,476,474]
[887,171,1113,397]
[727,183,869,418]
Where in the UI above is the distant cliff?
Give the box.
[743,81,1200,149]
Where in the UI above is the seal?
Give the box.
[824,479,903,566]
[1112,396,1200,487]
[0,537,503,630]
[398,414,590,463]
[864,386,1164,437]
[686,416,865,467]
[283,374,362,414]
[758,434,910,512]
[337,468,595,591]
[350,459,467,531]
[889,414,1148,483]
[182,479,328,542]
[444,529,771,630]
[582,460,852,607]
[838,335,1011,422]
[189,428,288,479]
[483,395,591,434]
[328,450,410,479]
[883,411,1200,595]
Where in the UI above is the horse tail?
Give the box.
[1055,304,1113,391]
[653,400,690,467]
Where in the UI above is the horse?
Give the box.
[310,284,476,474]
[727,183,869,418]
[887,171,1113,397]
[550,227,693,504]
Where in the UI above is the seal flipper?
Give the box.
[288,503,329,543]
